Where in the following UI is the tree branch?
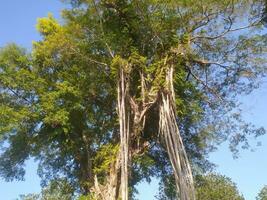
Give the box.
[185,65,223,101]
[191,19,261,41]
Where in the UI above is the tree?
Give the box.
[195,174,244,200]
[156,173,244,200]
[18,179,74,200]
[257,186,267,200]
[0,0,266,199]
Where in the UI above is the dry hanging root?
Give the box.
[159,66,195,200]
[117,69,130,200]
[117,65,195,200]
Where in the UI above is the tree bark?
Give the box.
[91,154,121,200]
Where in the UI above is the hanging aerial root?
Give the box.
[117,68,130,200]
[158,66,195,200]
[116,64,195,200]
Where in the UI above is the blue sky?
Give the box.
[0,1,266,200]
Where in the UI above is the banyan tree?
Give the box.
[0,0,266,200]
[88,1,266,199]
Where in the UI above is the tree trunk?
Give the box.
[91,154,121,200]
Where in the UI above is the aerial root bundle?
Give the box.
[117,66,195,200]
[118,69,130,200]
[158,67,195,200]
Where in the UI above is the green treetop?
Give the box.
[195,174,245,200]
[257,186,267,200]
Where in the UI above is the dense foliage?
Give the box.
[195,174,244,200]
[257,186,267,200]
[19,179,74,200]
[0,0,266,199]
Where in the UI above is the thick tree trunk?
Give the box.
[92,155,121,200]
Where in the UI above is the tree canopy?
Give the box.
[19,179,74,200]
[0,0,266,199]
[257,186,267,200]
[195,174,244,200]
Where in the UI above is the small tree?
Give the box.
[195,174,244,200]
[257,186,267,200]
[19,179,74,200]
